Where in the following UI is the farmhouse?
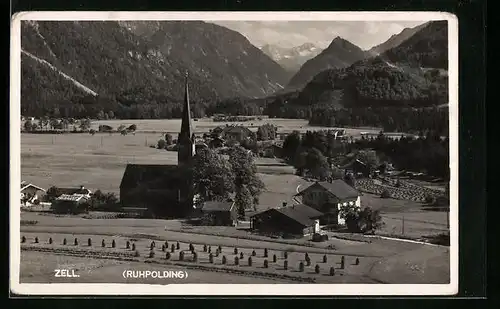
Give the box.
[221,125,252,143]
[250,203,323,237]
[294,180,361,225]
[341,159,371,178]
[20,181,46,206]
[201,200,237,226]
[55,186,92,198]
[52,194,90,214]
[119,75,195,218]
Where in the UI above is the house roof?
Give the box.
[202,201,234,212]
[21,183,46,192]
[297,180,359,200]
[223,126,252,135]
[56,194,88,202]
[252,204,323,227]
[120,164,187,190]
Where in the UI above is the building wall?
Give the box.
[251,210,308,236]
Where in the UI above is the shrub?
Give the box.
[171,244,175,253]
[283,260,288,270]
[203,244,207,252]
[63,238,67,245]
[239,252,244,259]
[355,258,360,265]
[149,250,155,258]
[222,256,227,265]
[193,252,198,262]
[74,238,78,246]
[283,252,288,259]
[179,251,185,261]
[126,241,130,249]
[264,248,268,257]
[208,246,211,253]
[264,259,268,268]
[252,250,256,256]
[101,240,105,247]
[112,239,116,248]
[49,237,53,244]
[134,250,140,257]
[323,255,327,263]
[34,237,39,243]
[162,245,166,252]
[209,253,214,263]
[248,257,252,266]
[380,189,391,198]
[88,238,92,246]
[132,243,136,251]
[273,254,277,263]
[299,262,304,272]
[176,242,180,249]
[329,267,335,276]
[234,256,239,265]
[234,248,238,255]
[315,265,320,274]
[166,252,171,260]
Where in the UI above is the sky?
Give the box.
[211,21,428,50]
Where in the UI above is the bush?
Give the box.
[222,256,227,265]
[252,250,256,256]
[380,189,391,198]
[283,260,288,270]
[273,254,277,263]
[425,194,436,204]
[88,238,92,246]
[299,262,304,272]
[323,255,327,263]
[49,237,53,244]
[166,252,171,260]
[234,256,239,265]
[239,252,244,259]
[315,265,320,274]
[112,239,116,248]
[264,259,268,268]
[74,238,78,246]
[63,238,67,245]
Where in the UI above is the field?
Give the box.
[18,119,450,285]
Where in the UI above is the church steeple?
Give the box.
[178,72,195,166]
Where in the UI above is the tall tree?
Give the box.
[282,130,301,161]
[192,148,235,207]
[228,146,265,216]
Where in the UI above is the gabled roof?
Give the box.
[57,187,92,195]
[252,204,323,227]
[223,126,252,135]
[202,201,235,212]
[56,194,88,202]
[296,180,360,200]
[21,183,46,192]
[120,164,187,190]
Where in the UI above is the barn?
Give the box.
[201,200,238,226]
[250,204,323,237]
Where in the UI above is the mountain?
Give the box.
[379,21,448,69]
[260,43,322,73]
[368,22,429,56]
[20,21,290,117]
[285,37,368,91]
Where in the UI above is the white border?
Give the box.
[10,11,459,296]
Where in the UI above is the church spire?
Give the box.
[178,71,195,166]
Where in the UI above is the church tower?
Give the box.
[177,72,196,167]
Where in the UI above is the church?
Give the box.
[119,75,197,218]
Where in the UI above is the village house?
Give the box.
[221,125,253,143]
[294,179,361,226]
[341,159,371,178]
[201,200,238,226]
[52,194,90,214]
[54,186,93,199]
[20,181,46,206]
[250,203,323,237]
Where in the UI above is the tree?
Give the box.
[282,131,301,161]
[192,148,235,207]
[256,124,277,141]
[23,120,34,132]
[295,147,330,180]
[356,150,380,173]
[117,124,126,132]
[228,146,265,215]
[45,186,62,203]
[157,139,166,149]
[127,124,137,132]
[344,173,356,188]
[79,118,92,131]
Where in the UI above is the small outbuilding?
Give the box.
[201,200,238,226]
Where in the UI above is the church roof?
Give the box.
[120,164,187,190]
[179,73,193,142]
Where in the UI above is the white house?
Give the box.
[294,179,361,226]
[20,181,46,206]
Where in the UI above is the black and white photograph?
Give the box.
[10,11,458,295]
